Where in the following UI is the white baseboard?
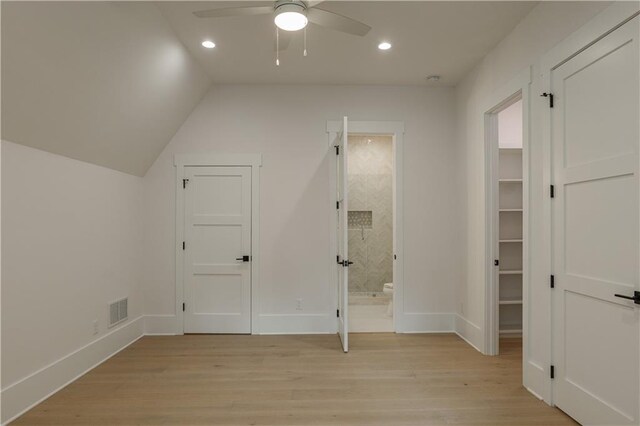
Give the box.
[257,313,336,334]
[524,359,550,404]
[144,314,178,335]
[399,312,455,333]
[454,314,483,353]
[1,316,144,425]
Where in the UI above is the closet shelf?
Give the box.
[499,239,523,243]
[499,209,523,212]
[499,328,523,335]
[499,300,523,305]
[499,179,523,183]
[499,270,523,275]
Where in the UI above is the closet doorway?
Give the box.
[487,97,526,355]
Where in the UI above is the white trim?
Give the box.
[1,316,144,425]
[454,314,483,352]
[326,121,406,332]
[540,3,640,73]
[257,314,336,335]
[482,67,531,357]
[400,313,455,333]
[143,314,178,335]
[174,153,263,169]
[538,2,640,409]
[174,153,262,335]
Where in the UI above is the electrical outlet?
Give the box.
[296,298,303,311]
[92,319,99,335]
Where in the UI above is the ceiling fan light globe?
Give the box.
[274,5,308,31]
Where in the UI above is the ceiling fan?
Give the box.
[193,0,372,64]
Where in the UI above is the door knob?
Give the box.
[614,291,640,305]
[236,255,250,262]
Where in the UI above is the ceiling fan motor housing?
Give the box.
[275,0,308,12]
[274,0,308,32]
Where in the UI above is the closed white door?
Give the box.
[183,166,252,334]
[551,16,639,425]
[336,116,349,352]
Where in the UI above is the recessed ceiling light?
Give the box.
[378,42,392,51]
[201,40,216,49]
[426,75,441,82]
[274,4,308,31]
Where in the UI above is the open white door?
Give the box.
[336,116,349,352]
[551,16,639,425]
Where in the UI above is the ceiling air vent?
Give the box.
[109,297,128,328]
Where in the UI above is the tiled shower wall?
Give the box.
[347,135,393,293]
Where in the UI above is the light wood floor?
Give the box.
[14,334,576,425]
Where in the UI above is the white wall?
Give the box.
[1,141,144,422]
[143,85,461,334]
[498,100,523,149]
[454,0,611,398]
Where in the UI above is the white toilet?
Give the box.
[383,282,394,317]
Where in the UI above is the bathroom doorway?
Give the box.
[329,119,404,348]
[346,134,395,333]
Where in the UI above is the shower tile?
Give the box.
[348,210,372,229]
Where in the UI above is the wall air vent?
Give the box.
[109,297,128,328]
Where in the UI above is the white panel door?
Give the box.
[551,16,639,425]
[184,166,252,334]
[336,116,349,352]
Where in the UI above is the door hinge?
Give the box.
[336,309,340,318]
[494,259,499,266]
[550,365,555,379]
[182,241,185,250]
[182,302,185,312]
[394,254,397,260]
[335,145,340,155]
[550,275,555,289]
[541,92,554,108]
[550,185,555,198]
[336,201,340,209]
[183,178,189,189]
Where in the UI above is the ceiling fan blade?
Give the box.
[307,8,371,36]
[193,6,273,18]
[306,1,326,7]
[274,31,293,51]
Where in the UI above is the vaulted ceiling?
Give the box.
[2,1,538,176]
[1,2,211,176]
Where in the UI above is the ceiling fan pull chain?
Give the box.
[276,27,280,66]
[303,26,307,57]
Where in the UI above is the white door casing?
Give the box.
[336,116,349,352]
[551,15,639,425]
[183,166,252,334]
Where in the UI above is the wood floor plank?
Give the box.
[12,334,576,425]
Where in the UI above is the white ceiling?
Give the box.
[157,1,538,86]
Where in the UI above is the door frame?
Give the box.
[326,121,405,333]
[174,154,262,335]
[483,67,531,358]
[484,88,528,357]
